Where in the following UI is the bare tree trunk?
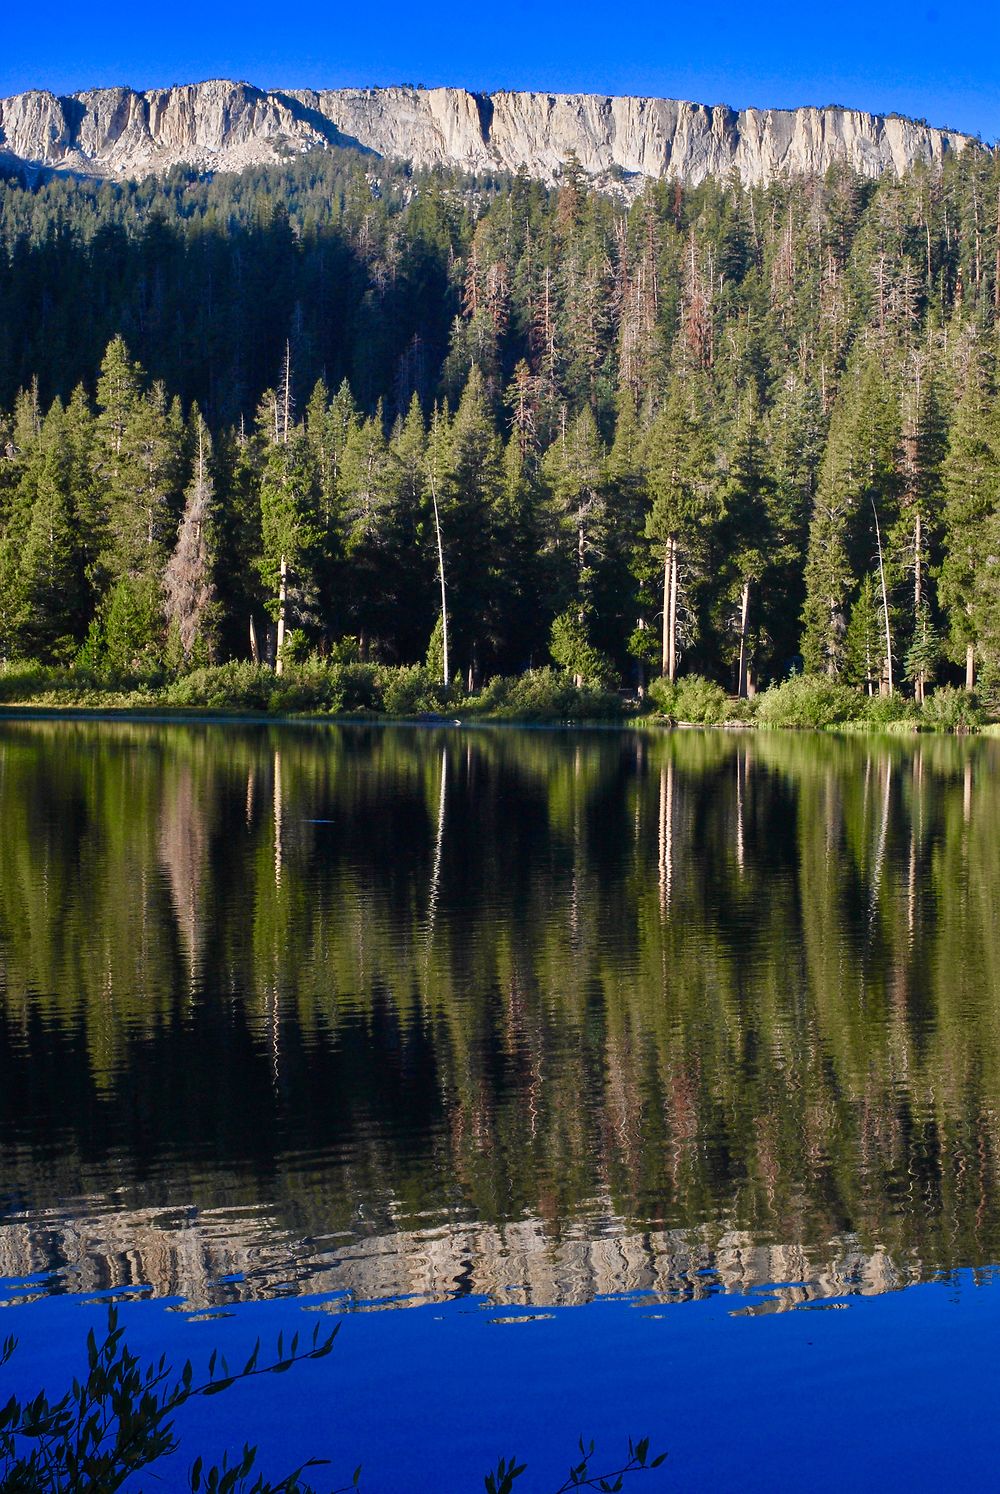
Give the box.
[281,342,292,444]
[428,423,450,688]
[661,543,671,677]
[967,642,976,691]
[426,748,447,938]
[913,510,924,704]
[273,749,283,889]
[658,761,673,914]
[668,539,679,683]
[873,502,893,696]
[735,748,745,874]
[636,616,647,699]
[737,578,751,698]
[275,554,287,675]
[576,522,587,687]
[249,615,260,664]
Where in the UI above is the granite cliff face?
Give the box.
[0,78,979,189]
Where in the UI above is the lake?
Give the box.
[1,719,999,1490]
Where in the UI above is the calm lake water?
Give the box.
[1,719,1000,1489]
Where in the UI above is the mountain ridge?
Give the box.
[0,78,983,190]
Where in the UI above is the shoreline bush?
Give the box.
[918,685,983,732]
[755,674,864,729]
[0,659,991,734]
[0,660,626,724]
[647,674,733,725]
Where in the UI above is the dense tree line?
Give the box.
[2,142,1000,694]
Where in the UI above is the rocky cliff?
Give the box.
[0,78,979,189]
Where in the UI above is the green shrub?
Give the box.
[648,674,730,725]
[646,677,675,717]
[333,662,382,712]
[0,657,624,722]
[164,661,278,710]
[472,667,624,721]
[163,660,386,714]
[920,685,983,732]
[268,671,337,713]
[0,661,59,701]
[861,692,919,727]
[755,672,863,729]
[377,664,451,716]
[0,661,148,705]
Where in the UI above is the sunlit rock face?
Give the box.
[0,79,979,188]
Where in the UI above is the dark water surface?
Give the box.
[1,720,1000,1488]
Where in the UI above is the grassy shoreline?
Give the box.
[0,662,992,733]
[0,701,992,736]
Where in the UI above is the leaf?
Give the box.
[202,1377,236,1396]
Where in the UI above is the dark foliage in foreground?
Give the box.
[0,1310,665,1492]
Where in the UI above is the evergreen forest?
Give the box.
[3,141,1000,711]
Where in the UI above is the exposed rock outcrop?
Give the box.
[0,78,979,191]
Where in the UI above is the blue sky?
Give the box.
[3,0,999,142]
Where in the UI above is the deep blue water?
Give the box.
[4,1274,999,1491]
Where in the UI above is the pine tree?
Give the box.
[258,430,320,671]
[937,361,1000,687]
[62,384,101,603]
[390,395,435,662]
[95,341,182,588]
[164,415,218,664]
[17,403,84,660]
[541,405,608,617]
[338,407,405,655]
[717,384,774,696]
[904,600,941,699]
[0,393,41,657]
[844,574,884,693]
[801,350,900,677]
[643,378,715,680]
[893,350,946,700]
[437,366,506,684]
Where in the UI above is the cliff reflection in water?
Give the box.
[0,721,998,1312]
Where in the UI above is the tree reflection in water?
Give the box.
[0,721,997,1312]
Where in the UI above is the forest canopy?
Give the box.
[2,144,1000,700]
